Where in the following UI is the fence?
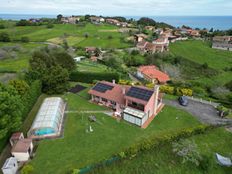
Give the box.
[186,96,220,108]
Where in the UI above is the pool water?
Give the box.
[35,128,55,135]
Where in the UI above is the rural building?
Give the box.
[28,97,66,138]
[144,26,155,31]
[90,16,105,23]
[212,36,232,51]
[61,16,80,24]
[88,81,164,128]
[137,65,170,84]
[106,18,120,26]
[11,139,33,162]
[9,132,24,146]
[1,157,18,174]
[134,34,148,42]
[152,37,169,52]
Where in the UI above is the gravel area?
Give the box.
[164,99,232,125]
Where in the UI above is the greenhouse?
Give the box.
[28,97,66,138]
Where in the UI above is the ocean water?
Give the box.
[128,16,232,30]
[0,14,232,30]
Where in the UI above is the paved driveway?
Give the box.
[164,99,232,125]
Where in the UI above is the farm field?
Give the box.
[30,89,202,174]
[76,60,110,73]
[92,127,232,174]
[0,42,44,72]
[1,23,131,48]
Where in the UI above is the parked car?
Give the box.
[178,96,188,106]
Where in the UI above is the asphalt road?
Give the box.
[164,99,232,125]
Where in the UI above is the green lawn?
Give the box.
[92,127,232,174]
[30,94,201,174]
[76,60,111,73]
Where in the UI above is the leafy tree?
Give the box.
[0,24,5,29]
[57,14,63,22]
[42,65,69,94]
[9,80,30,96]
[0,32,11,42]
[172,139,202,166]
[21,36,30,43]
[137,17,156,26]
[0,83,23,139]
[47,23,54,28]
[16,19,31,26]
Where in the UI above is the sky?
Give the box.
[1,0,232,16]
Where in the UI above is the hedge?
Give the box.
[21,80,42,119]
[70,71,119,83]
[160,85,193,96]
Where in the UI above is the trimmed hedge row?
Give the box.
[160,85,193,96]
[21,80,42,119]
[70,71,119,83]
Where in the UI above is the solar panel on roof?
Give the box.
[92,83,114,93]
[126,87,153,101]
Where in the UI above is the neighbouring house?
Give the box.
[90,16,105,23]
[90,56,98,62]
[106,18,120,26]
[85,47,101,56]
[28,97,66,139]
[136,40,167,54]
[61,16,80,24]
[88,81,164,128]
[11,139,33,162]
[212,36,232,51]
[1,157,18,174]
[190,30,201,37]
[9,132,24,147]
[137,65,170,84]
[134,34,148,42]
[74,56,85,62]
[144,26,155,31]
[152,37,169,52]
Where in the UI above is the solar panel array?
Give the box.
[126,87,153,101]
[92,83,114,93]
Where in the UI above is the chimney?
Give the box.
[112,79,115,84]
[122,87,126,95]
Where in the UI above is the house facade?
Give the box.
[137,65,170,84]
[88,81,164,128]
[212,36,232,51]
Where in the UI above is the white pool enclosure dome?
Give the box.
[28,97,66,137]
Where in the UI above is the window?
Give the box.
[102,98,107,102]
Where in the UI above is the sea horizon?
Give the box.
[0,13,232,30]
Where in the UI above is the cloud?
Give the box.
[1,0,232,16]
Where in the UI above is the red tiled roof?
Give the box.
[88,81,129,105]
[138,65,170,83]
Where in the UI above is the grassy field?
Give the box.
[30,89,202,174]
[0,42,44,72]
[170,40,232,87]
[76,60,110,73]
[92,127,232,174]
[1,23,131,49]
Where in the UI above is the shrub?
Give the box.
[21,36,30,43]
[160,85,175,94]
[0,32,11,42]
[70,169,80,174]
[70,71,119,83]
[0,24,5,29]
[21,164,34,174]
[198,155,210,172]
[47,23,54,28]
[108,35,113,39]
[146,83,154,89]
[176,87,193,96]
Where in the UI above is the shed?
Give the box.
[9,132,24,147]
[1,157,18,174]
[11,139,33,162]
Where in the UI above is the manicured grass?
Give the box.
[30,103,201,174]
[76,60,110,73]
[91,127,232,174]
